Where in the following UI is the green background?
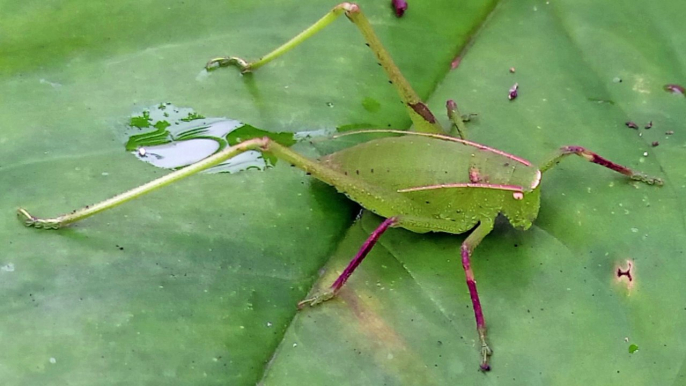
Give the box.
[1,0,685,384]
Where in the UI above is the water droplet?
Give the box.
[1,263,15,272]
[266,322,272,327]
[326,102,334,107]
[631,228,639,233]
[49,357,56,364]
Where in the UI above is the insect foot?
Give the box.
[629,173,663,186]
[480,342,493,372]
[205,56,251,73]
[16,208,61,230]
[297,288,336,309]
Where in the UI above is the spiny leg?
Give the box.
[206,2,444,135]
[298,216,398,308]
[460,220,495,371]
[539,145,663,186]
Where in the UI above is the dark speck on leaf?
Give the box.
[625,121,639,129]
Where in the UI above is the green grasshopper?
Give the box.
[17,2,662,371]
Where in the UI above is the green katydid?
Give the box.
[17,2,662,371]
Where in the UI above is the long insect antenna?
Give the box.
[540,146,663,186]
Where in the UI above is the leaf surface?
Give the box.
[1,0,685,385]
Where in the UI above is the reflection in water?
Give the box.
[125,103,343,174]
[126,104,274,173]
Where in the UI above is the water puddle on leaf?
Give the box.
[124,103,390,173]
[125,103,323,173]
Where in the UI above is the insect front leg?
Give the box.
[459,220,496,371]
[446,99,468,139]
[539,146,663,186]
[297,216,398,308]
[206,2,445,134]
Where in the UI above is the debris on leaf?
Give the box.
[644,121,653,129]
[508,83,519,100]
[391,0,408,17]
[651,141,659,147]
[625,121,638,129]
[664,84,685,95]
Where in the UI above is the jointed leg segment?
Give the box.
[446,99,468,139]
[460,220,495,371]
[298,216,398,308]
[206,3,444,135]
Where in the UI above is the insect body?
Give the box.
[319,132,542,234]
[18,2,662,371]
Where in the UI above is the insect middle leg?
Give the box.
[206,2,444,135]
[298,216,399,308]
[539,146,663,185]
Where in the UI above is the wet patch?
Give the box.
[125,103,299,173]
